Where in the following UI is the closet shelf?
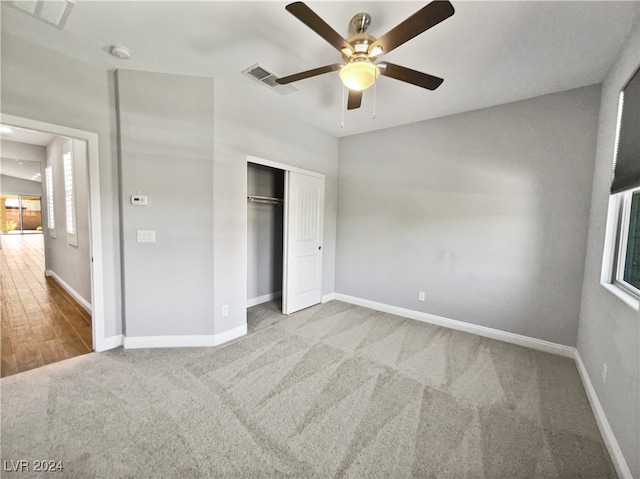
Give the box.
[247,195,283,205]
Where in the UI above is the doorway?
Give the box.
[247,162,285,310]
[1,195,43,234]
[0,114,106,375]
[246,155,325,327]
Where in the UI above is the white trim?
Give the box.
[124,325,247,349]
[574,351,633,479]
[213,324,247,345]
[601,194,623,284]
[322,293,336,303]
[333,294,576,358]
[282,170,290,315]
[1,114,106,353]
[615,190,633,286]
[45,269,91,313]
[102,334,124,350]
[601,190,640,310]
[247,291,281,308]
[124,335,217,349]
[246,155,325,179]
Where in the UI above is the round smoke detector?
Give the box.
[110,45,132,60]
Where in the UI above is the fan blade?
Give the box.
[286,2,353,53]
[276,64,342,85]
[378,63,444,90]
[369,1,454,56]
[347,90,362,110]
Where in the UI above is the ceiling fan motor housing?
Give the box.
[342,34,378,62]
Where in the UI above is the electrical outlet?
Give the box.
[222,305,229,317]
[602,363,608,383]
[418,292,425,302]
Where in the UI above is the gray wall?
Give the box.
[0,31,338,341]
[577,18,640,478]
[0,175,42,196]
[247,163,284,302]
[116,69,214,338]
[45,137,91,304]
[1,32,122,338]
[336,85,601,346]
[213,77,339,336]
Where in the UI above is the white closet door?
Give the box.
[283,171,325,314]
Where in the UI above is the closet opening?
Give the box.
[247,162,285,312]
[246,155,325,328]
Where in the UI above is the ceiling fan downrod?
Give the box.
[350,12,371,34]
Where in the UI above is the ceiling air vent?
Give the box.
[241,64,298,96]
[7,0,75,29]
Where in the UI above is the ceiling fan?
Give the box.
[276,1,455,110]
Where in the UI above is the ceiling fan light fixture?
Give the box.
[341,47,354,57]
[339,60,379,91]
[369,45,383,57]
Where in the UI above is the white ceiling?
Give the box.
[0,126,54,182]
[1,127,55,147]
[1,1,638,137]
[0,157,42,182]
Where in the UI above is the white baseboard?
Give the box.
[574,351,633,479]
[124,335,216,349]
[333,294,576,358]
[213,324,247,345]
[45,270,91,313]
[322,293,336,303]
[98,334,124,352]
[247,291,281,308]
[123,324,247,350]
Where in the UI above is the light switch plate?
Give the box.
[136,230,156,243]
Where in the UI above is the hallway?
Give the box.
[1,234,92,377]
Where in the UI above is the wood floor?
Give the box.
[1,234,92,378]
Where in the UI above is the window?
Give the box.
[612,188,640,296]
[45,164,56,238]
[62,139,77,246]
[0,195,43,234]
[604,65,640,302]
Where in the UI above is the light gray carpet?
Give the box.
[1,300,615,478]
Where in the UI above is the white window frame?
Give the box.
[45,163,56,238]
[62,139,78,246]
[613,188,639,296]
[601,88,640,310]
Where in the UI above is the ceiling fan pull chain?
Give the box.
[373,82,377,120]
[341,85,345,128]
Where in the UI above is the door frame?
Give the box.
[1,114,106,352]
[245,155,325,315]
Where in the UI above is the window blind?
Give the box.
[611,65,640,194]
[62,140,77,245]
[46,166,55,230]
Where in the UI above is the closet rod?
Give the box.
[247,195,283,205]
